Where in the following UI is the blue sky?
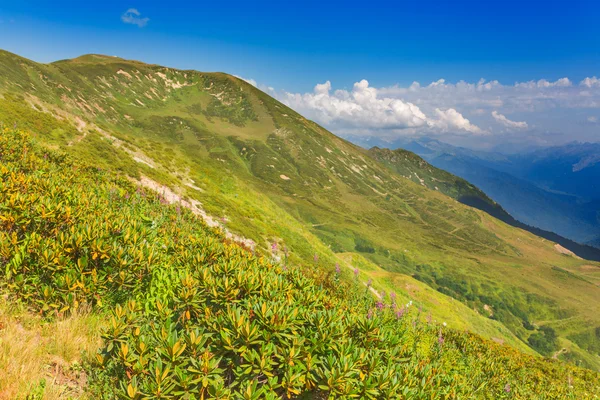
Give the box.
[1,0,600,149]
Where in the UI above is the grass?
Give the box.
[336,252,535,355]
[0,297,102,399]
[0,48,599,373]
[1,128,599,398]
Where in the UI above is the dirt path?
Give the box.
[134,175,256,250]
[552,348,567,359]
[554,244,582,259]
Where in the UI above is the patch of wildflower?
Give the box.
[1,129,598,399]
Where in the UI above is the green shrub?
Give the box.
[528,326,559,356]
[1,129,599,399]
[354,237,376,253]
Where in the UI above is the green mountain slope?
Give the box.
[3,128,600,398]
[368,147,503,208]
[1,49,600,371]
[369,147,600,262]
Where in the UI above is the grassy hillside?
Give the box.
[1,49,600,373]
[394,138,600,251]
[369,147,600,261]
[2,129,600,399]
[368,147,505,212]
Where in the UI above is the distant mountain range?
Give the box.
[368,146,600,261]
[355,136,600,249]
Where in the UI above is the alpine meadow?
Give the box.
[0,48,599,399]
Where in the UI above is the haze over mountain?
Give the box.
[494,142,600,200]
[1,49,600,397]
[362,137,600,249]
[368,145,600,260]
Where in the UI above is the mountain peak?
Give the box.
[53,53,144,65]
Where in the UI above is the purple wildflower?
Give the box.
[390,292,396,303]
[376,301,384,310]
[438,334,444,346]
[124,193,130,200]
[395,307,405,319]
[367,309,374,319]
[271,242,278,252]
[335,263,341,274]
[504,384,511,393]
[353,268,359,277]
[313,253,319,263]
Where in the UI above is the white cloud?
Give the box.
[282,79,432,130]
[581,77,600,88]
[314,81,331,95]
[428,79,447,88]
[279,79,484,135]
[515,77,572,89]
[492,111,528,129]
[476,79,501,91]
[121,8,149,28]
[589,116,598,123]
[434,108,485,134]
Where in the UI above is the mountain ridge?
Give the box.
[371,137,600,248]
[369,146,600,261]
[1,49,600,372]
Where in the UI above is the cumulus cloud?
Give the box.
[283,79,430,129]
[492,111,528,129]
[121,8,149,28]
[581,77,600,88]
[314,81,332,95]
[434,108,484,134]
[514,77,572,89]
[280,79,484,135]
